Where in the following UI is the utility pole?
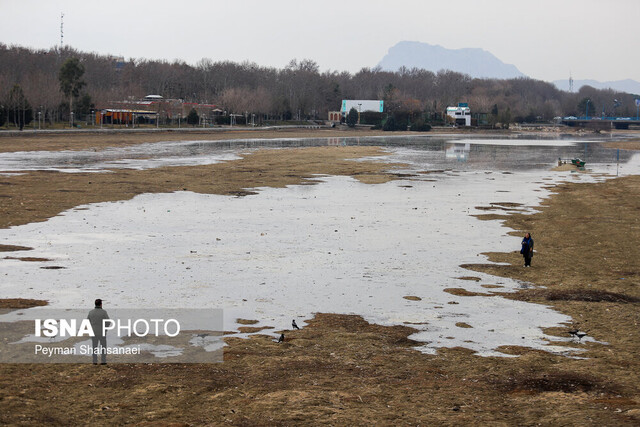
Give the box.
[60,13,64,50]
[586,99,590,120]
[569,72,573,93]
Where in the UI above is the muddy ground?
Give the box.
[0,128,639,425]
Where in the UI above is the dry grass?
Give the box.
[457,276,482,282]
[0,146,402,229]
[0,244,33,252]
[1,312,638,425]
[602,140,640,151]
[1,133,640,424]
[443,288,493,297]
[491,370,620,394]
[3,256,52,262]
[0,298,48,309]
[0,127,409,153]
[514,289,640,303]
[236,319,259,325]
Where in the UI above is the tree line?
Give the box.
[0,43,638,128]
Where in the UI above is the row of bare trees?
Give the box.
[1,43,638,126]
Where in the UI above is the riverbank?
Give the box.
[0,127,410,153]
[1,124,628,153]
[0,132,639,424]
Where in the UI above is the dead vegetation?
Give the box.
[456,276,482,282]
[0,128,405,153]
[491,370,620,395]
[443,287,493,297]
[1,312,638,425]
[513,288,640,303]
[0,244,33,252]
[236,319,259,325]
[3,256,52,262]
[0,298,48,309]
[0,134,639,424]
[602,139,640,151]
[0,146,403,229]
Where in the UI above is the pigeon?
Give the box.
[292,320,300,330]
[277,333,285,343]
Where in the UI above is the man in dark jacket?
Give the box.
[87,299,109,364]
[521,233,534,267]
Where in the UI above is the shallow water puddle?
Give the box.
[0,169,598,357]
[1,137,638,356]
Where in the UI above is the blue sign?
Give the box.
[458,103,468,108]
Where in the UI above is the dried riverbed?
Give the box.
[0,128,639,424]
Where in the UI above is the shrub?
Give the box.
[382,115,397,131]
[410,120,432,132]
[346,107,358,127]
[186,108,199,126]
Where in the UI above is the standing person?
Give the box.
[87,298,109,365]
[521,233,534,267]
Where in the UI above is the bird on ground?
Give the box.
[277,333,285,343]
[575,331,588,342]
[292,320,300,330]
[569,329,588,342]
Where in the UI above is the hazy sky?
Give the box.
[2,0,639,82]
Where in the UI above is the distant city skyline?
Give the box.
[1,0,638,83]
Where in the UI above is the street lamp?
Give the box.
[585,99,590,120]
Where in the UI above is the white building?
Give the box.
[341,100,384,115]
[446,105,471,126]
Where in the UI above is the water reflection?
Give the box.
[0,134,635,173]
[445,143,470,162]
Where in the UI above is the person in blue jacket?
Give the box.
[520,233,534,267]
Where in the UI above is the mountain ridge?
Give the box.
[377,41,640,95]
[377,41,525,79]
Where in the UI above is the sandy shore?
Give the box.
[0,129,639,424]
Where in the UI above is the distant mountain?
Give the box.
[553,78,640,95]
[377,41,526,79]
